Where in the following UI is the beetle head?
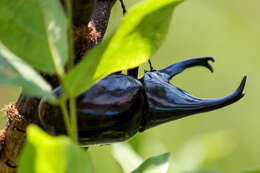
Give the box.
[141,57,246,131]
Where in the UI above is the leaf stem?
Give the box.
[69,97,78,143]
[59,94,72,137]
[63,0,78,143]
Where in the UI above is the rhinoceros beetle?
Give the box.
[39,57,246,145]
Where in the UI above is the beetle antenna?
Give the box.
[148,59,154,71]
[119,0,127,15]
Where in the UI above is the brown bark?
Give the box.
[0,0,116,172]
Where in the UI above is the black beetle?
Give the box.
[39,57,246,145]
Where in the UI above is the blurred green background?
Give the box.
[1,0,259,172]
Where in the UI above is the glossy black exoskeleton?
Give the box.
[39,57,246,145]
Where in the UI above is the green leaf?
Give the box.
[18,125,94,173]
[187,171,222,173]
[112,143,143,173]
[234,169,260,173]
[0,0,68,74]
[131,153,170,173]
[64,0,183,97]
[112,143,170,173]
[0,42,56,103]
[171,132,233,173]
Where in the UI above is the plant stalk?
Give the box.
[59,95,72,137]
[63,0,78,143]
[69,97,78,143]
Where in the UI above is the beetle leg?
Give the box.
[128,59,154,78]
[158,57,215,81]
[127,68,139,78]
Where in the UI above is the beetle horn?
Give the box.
[141,57,246,131]
[158,57,215,81]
